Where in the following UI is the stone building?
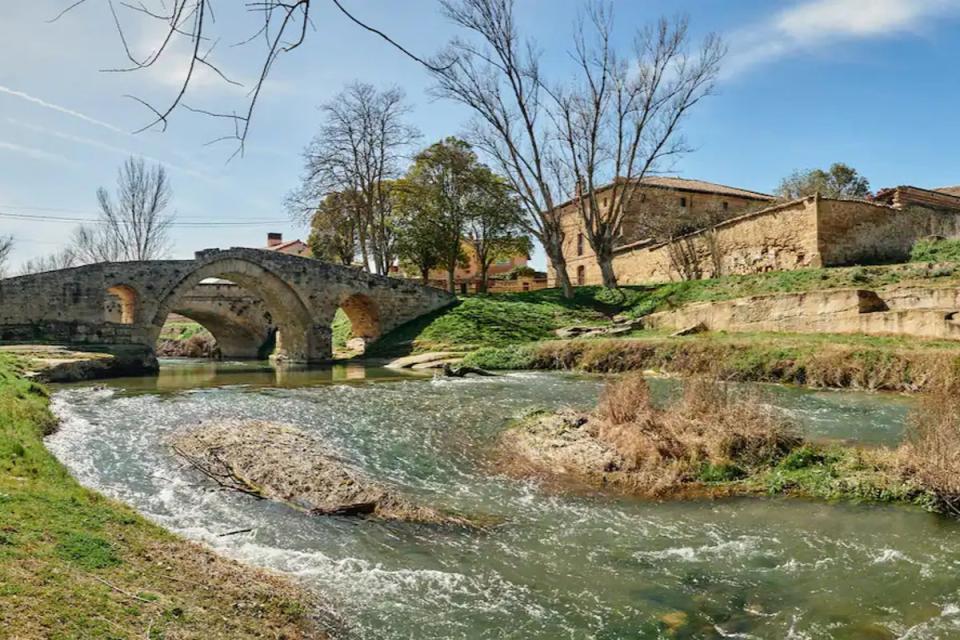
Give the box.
[548,178,960,286]
[549,177,774,286]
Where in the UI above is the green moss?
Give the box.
[463,345,538,370]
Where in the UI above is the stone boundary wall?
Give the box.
[557,196,960,286]
[644,285,960,342]
[817,198,960,267]
[611,198,820,284]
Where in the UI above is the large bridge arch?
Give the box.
[151,257,318,362]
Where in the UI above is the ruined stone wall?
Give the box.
[816,199,960,267]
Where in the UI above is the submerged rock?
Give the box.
[171,420,467,524]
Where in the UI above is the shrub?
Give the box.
[901,382,960,511]
[588,374,800,492]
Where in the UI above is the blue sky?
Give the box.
[2,0,960,271]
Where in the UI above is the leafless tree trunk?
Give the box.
[78,157,174,262]
[287,83,418,275]
[0,235,12,278]
[431,0,575,298]
[550,7,724,288]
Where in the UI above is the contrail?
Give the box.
[0,84,125,135]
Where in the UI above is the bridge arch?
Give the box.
[337,292,381,353]
[105,284,140,324]
[152,257,318,362]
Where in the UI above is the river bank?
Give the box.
[462,332,960,392]
[0,353,326,638]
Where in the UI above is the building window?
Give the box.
[722,201,729,211]
[679,197,687,208]
[577,232,584,256]
[576,265,586,286]
[602,197,608,208]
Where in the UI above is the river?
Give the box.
[45,360,960,638]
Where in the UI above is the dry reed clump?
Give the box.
[584,374,800,495]
[900,379,960,512]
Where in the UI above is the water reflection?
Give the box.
[94,358,431,393]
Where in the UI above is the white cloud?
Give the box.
[0,140,76,166]
[725,0,960,77]
[0,85,125,134]
[6,118,216,183]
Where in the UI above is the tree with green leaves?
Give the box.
[776,163,871,200]
[399,138,484,293]
[462,176,531,293]
[307,192,357,265]
[394,181,445,284]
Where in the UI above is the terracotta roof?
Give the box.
[934,185,960,197]
[636,176,774,201]
[554,176,774,211]
[264,239,307,251]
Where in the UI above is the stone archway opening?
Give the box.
[152,258,320,362]
[105,284,138,324]
[333,293,381,356]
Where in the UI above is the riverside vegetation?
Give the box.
[357,260,960,392]
[503,373,960,514]
[0,354,324,638]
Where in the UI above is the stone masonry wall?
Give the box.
[610,198,821,284]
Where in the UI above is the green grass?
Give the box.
[372,262,960,357]
[911,238,960,264]
[464,332,960,392]
[0,353,319,638]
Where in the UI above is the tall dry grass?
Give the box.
[590,373,800,493]
[901,380,960,513]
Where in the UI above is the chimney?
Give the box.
[267,232,282,247]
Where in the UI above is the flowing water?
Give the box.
[46,361,960,638]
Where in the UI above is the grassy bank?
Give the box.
[465,332,960,392]
[0,354,323,638]
[502,374,943,511]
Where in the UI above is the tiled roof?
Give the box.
[264,239,307,251]
[637,176,774,200]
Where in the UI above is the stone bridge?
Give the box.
[0,248,454,364]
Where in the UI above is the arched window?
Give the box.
[576,265,586,286]
[577,233,584,256]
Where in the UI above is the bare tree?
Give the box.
[288,83,418,275]
[637,201,727,281]
[0,235,12,278]
[79,157,175,262]
[551,7,724,288]
[431,0,576,298]
[18,248,78,276]
[55,1,446,157]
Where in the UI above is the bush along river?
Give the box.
[45,360,960,638]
